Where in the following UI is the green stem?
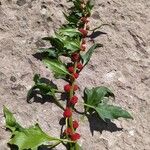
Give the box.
[84,103,95,109]
[52,138,75,143]
[68,62,77,132]
[68,61,78,149]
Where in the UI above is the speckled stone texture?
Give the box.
[0,0,150,150]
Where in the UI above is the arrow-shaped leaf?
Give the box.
[9,124,53,150]
[95,104,133,121]
[43,58,70,79]
[81,43,103,66]
[84,86,114,112]
[3,107,64,150]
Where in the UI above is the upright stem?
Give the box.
[64,1,89,149]
[68,62,77,131]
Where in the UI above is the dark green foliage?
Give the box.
[84,87,133,121]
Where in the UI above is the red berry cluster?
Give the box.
[62,2,91,142]
[63,120,80,141]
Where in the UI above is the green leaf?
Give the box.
[3,107,62,149]
[36,83,56,96]
[63,12,81,25]
[9,124,53,150]
[59,28,81,37]
[64,39,80,52]
[42,37,64,50]
[3,106,23,132]
[85,0,94,16]
[55,32,80,52]
[39,48,59,58]
[75,143,83,150]
[81,43,103,66]
[84,86,114,111]
[95,104,133,121]
[33,74,40,84]
[43,58,70,79]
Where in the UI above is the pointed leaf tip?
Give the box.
[81,43,102,66]
[95,104,133,121]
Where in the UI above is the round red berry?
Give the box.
[81,17,89,24]
[64,84,71,92]
[64,128,72,135]
[73,85,78,91]
[71,53,80,62]
[68,66,74,73]
[73,120,79,129]
[77,63,83,70]
[63,107,72,118]
[79,28,88,37]
[71,133,80,141]
[70,96,78,105]
[73,73,79,79]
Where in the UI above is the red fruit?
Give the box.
[73,85,78,91]
[73,120,79,129]
[71,133,80,141]
[64,128,72,135]
[77,63,83,70]
[81,17,89,24]
[71,53,80,62]
[64,84,71,92]
[70,96,78,105]
[79,28,88,37]
[73,73,79,79]
[63,107,72,118]
[68,66,74,73]
[80,44,86,51]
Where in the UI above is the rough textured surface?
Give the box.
[0,0,150,150]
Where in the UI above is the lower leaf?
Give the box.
[3,106,23,132]
[9,124,53,150]
[3,107,61,150]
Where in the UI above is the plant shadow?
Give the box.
[9,143,59,150]
[88,31,107,39]
[38,145,54,150]
[8,144,18,150]
[87,113,123,135]
[33,52,71,83]
[33,52,48,61]
[27,78,57,104]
